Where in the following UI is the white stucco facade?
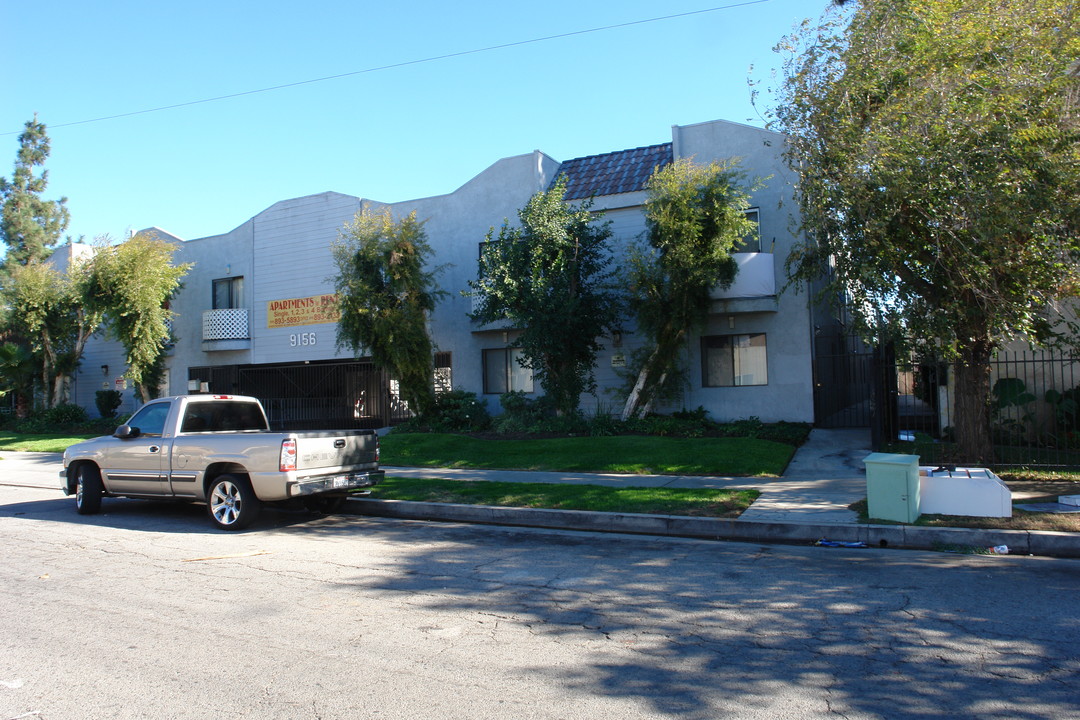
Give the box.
[69,119,817,424]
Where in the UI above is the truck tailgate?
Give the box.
[294,432,378,472]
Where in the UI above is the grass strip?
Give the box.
[380,433,791,477]
[0,432,100,454]
[371,477,760,518]
[848,498,1080,532]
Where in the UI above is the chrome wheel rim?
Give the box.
[210,480,242,526]
[75,473,84,508]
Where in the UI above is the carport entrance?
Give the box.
[187,359,411,430]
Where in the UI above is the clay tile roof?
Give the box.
[553,143,673,200]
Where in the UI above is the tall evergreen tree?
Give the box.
[333,209,445,417]
[0,115,70,267]
[621,159,757,420]
[469,177,623,417]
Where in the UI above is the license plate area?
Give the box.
[331,475,355,489]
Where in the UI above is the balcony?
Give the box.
[710,253,778,314]
[202,308,251,352]
[162,317,175,356]
[469,293,516,333]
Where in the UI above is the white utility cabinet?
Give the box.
[918,466,1012,518]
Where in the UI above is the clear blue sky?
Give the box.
[2,0,830,244]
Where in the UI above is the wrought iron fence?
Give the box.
[883,350,1080,469]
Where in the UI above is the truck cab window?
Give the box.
[128,402,171,437]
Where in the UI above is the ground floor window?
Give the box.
[434,351,452,394]
[702,334,768,387]
[483,348,533,394]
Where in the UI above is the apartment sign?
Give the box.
[267,294,340,328]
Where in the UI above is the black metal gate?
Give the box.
[188,359,413,430]
[813,333,875,428]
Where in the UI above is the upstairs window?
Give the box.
[213,276,244,309]
[733,209,761,253]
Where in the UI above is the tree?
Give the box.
[4,260,101,408]
[0,341,37,417]
[771,0,1080,462]
[0,115,70,268]
[332,208,445,417]
[469,177,623,417]
[88,233,191,404]
[621,158,758,420]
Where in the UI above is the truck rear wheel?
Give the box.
[207,474,261,531]
[75,464,103,515]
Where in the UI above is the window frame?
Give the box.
[701,333,769,388]
[482,347,534,395]
[212,276,244,310]
[734,208,761,253]
[127,400,172,437]
[434,351,453,394]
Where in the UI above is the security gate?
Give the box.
[188,359,412,430]
[813,333,875,429]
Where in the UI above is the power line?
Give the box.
[4,1,771,135]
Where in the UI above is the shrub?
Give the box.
[44,403,89,426]
[13,403,90,433]
[397,390,491,434]
[95,390,123,419]
[491,393,592,435]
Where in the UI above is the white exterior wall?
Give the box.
[69,119,815,424]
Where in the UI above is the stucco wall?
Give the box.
[69,119,815,424]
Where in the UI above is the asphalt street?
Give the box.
[2,483,1079,720]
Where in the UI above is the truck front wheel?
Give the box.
[207,474,261,531]
[75,464,103,515]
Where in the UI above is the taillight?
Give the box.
[280,438,297,472]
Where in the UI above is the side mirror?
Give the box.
[113,424,141,439]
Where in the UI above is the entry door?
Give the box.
[101,400,171,496]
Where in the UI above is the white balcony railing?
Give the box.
[711,253,775,299]
[202,308,250,341]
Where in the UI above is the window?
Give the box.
[702,334,768,387]
[128,401,172,437]
[434,352,453,394]
[733,209,760,253]
[181,401,266,433]
[212,276,244,309]
[483,348,534,394]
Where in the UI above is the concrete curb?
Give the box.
[348,498,1080,558]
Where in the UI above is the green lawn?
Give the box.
[371,477,759,517]
[0,430,794,477]
[0,432,101,453]
[379,433,793,477]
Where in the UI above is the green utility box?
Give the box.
[864,453,921,523]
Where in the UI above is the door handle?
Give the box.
[334,439,346,449]
[149,446,160,453]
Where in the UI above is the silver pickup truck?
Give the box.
[61,394,384,530]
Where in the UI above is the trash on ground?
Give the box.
[989,545,1009,554]
[815,538,867,548]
